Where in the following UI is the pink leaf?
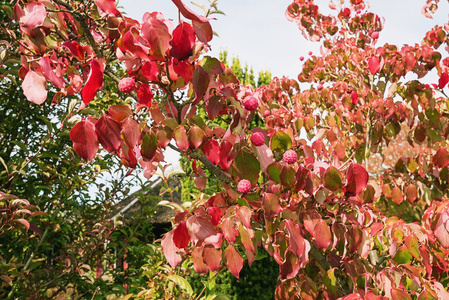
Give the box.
[19,2,46,29]
[434,211,449,248]
[186,215,217,243]
[255,144,274,171]
[225,244,243,279]
[263,193,281,219]
[22,71,47,104]
[174,126,189,151]
[142,19,171,61]
[170,22,196,61]
[15,218,30,230]
[161,230,182,268]
[70,118,99,161]
[314,219,332,250]
[173,221,190,248]
[235,206,252,228]
[95,115,121,153]
[438,72,449,89]
[204,139,220,164]
[188,126,205,149]
[203,247,222,272]
[192,247,208,274]
[221,218,237,243]
[94,0,120,17]
[39,56,64,88]
[343,163,369,196]
[368,56,381,75]
[171,0,210,23]
[121,117,140,149]
[81,59,103,105]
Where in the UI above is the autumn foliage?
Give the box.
[4,0,449,298]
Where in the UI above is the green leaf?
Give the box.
[229,148,260,185]
[167,275,193,296]
[323,166,342,191]
[393,246,413,264]
[270,130,292,152]
[267,162,282,183]
[280,165,295,187]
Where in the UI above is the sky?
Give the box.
[117,0,448,175]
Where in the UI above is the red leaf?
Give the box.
[192,66,210,104]
[194,176,207,191]
[81,59,104,105]
[137,83,153,106]
[173,60,194,82]
[203,247,222,272]
[142,19,171,61]
[170,22,196,61]
[391,187,403,205]
[279,249,300,279]
[225,244,243,279]
[173,221,190,248]
[208,207,221,226]
[94,0,120,17]
[108,105,132,123]
[204,139,220,164]
[193,20,213,43]
[263,193,281,219]
[174,126,189,151]
[368,56,381,75]
[343,163,369,196]
[285,220,310,268]
[391,288,412,300]
[314,219,332,250]
[433,147,449,168]
[19,2,46,29]
[95,115,121,153]
[141,61,159,82]
[121,117,140,149]
[405,184,417,203]
[70,118,99,161]
[161,230,182,268]
[171,0,210,23]
[206,96,225,119]
[39,56,64,88]
[438,72,449,89]
[22,70,47,104]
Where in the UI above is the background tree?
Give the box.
[2,0,449,299]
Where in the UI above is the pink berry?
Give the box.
[308,51,313,55]
[371,31,379,39]
[242,96,259,111]
[317,84,323,91]
[299,56,304,61]
[251,132,265,146]
[119,77,135,93]
[264,110,271,117]
[283,150,298,164]
[238,179,252,193]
